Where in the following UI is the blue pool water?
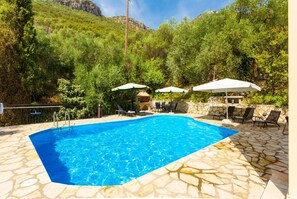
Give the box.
[30,115,237,186]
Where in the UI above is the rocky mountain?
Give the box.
[112,16,151,31]
[50,0,102,16]
[46,0,150,31]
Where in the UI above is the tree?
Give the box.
[142,58,165,90]
[0,0,39,103]
[0,2,26,104]
[14,0,40,98]
[166,18,199,85]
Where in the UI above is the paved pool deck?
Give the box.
[0,114,288,198]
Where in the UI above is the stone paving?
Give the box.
[0,114,288,198]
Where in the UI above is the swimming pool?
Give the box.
[30,115,237,186]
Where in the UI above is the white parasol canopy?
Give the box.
[112,83,148,91]
[193,78,261,119]
[193,78,261,93]
[112,83,148,110]
[155,86,188,112]
[155,86,188,93]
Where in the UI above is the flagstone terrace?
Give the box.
[0,114,288,198]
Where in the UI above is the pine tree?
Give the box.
[13,0,39,98]
[0,0,39,102]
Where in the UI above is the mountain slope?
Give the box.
[50,0,102,16]
[33,2,125,37]
[33,1,150,37]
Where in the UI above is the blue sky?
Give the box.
[95,0,235,29]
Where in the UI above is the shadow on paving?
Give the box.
[193,114,288,197]
[0,130,21,136]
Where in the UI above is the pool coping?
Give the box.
[0,113,288,198]
[29,114,239,187]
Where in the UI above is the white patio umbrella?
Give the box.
[155,86,188,112]
[155,86,188,93]
[193,78,261,119]
[112,83,148,110]
[111,83,148,91]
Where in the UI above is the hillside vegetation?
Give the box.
[0,0,288,119]
[33,1,126,38]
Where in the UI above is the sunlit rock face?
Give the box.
[51,0,102,16]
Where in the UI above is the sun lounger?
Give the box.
[282,116,288,133]
[126,110,136,117]
[233,107,255,123]
[253,110,281,127]
[116,105,126,115]
[170,102,179,113]
[212,106,235,120]
[138,110,154,116]
[174,102,179,111]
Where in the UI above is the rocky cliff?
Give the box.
[112,16,150,31]
[51,0,102,16]
[48,0,150,31]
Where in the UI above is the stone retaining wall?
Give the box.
[175,101,288,123]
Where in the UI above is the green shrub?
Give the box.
[190,93,211,103]
[251,93,288,107]
[57,78,89,119]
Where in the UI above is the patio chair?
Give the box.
[161,101,166,112]
[167,101,173,112]
[253,110,281,127]
[155,102,161,112]
[116,105,127,115]
[149,101,156,112]
[282,116,288,133]
[173,102,179,112]
[233,107,255,123]
[212,106,235,120]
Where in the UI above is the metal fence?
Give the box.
[0,103,115,126]
[0,104,63,126]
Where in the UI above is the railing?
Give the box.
[0,104,63,126]
[0,103,113,126]
[64,111,70,127]
[52,110,71,128]
[53,111,59,128]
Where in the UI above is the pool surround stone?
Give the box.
[0,114,288,198]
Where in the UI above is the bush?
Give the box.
[57,78,89,119]
[251,93,288,107]
[189,93,211,103]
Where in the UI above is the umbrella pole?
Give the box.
[130,91,134,111]
[226,89,228,119]
[170,92,173,112]
[131,91,136,111]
